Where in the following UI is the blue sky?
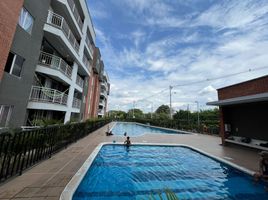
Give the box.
[86,0,268,112]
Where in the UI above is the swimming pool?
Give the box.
[111,122,183,136]
[71,144,268,200]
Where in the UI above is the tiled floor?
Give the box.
[0,122,262,200]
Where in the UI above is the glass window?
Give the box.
[0,105,13,127]
[12,55,24,77]
[4,52,25,77]
[18,7,34,34]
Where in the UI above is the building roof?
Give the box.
[217,75,268,91]
[207,92,268,106]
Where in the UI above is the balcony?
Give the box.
[67,0,83,31]
[72,97,81,109]
[98,109,104,115]
[101,81,108,90]
[29,86,68,106]
[76,75,84,88]
[82,54,92,72]
[100,89,107,98]
[47,11,80,54]
[38,51,73,79]
[85,36,95,56]
[99,99,105,106]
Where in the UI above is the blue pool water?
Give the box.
[73,145,268,200]
[111,122,182,136]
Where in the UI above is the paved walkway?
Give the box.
[0,122,261,200]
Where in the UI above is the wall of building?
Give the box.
[0,0,24,81]
[90,73,100,117]
[223,102,268,141]
[84,69,94,120]
[0,0,51,127]
[218,76,268,100]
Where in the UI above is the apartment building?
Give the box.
[84,47,110,119]
[98,70,110,118]
[0,0,109,128]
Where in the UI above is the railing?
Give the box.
[72,97,81,109]
[99,99,105,106]
[38,52,73,78]
[82,54,91,71]
[0,119,111,183]
[100,89,107,97]
[67,0,83,31]
[101,81,108,89]
[98,109,104,115]
[29,86,68,106]
[85,36,95,55]
[76,75,84,88]
[47,11,80,53]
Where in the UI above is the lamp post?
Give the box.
[169,86,173,119]
[151,103,153,119]
[132,101,135,118]
[195,101,200,128]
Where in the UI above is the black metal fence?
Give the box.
[0,119,110,183]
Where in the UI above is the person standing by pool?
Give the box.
[124,136,131,146]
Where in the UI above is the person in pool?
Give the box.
[124,132,127,136]
[124,136,131,146]
[254,151,268,185]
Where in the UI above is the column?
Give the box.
[64,62,78,123]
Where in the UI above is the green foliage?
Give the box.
[127,108,144,118]
[108,110,127,119]
[155,105,170,114]
[32,118,63,127]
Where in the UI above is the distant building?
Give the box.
[207,75,268,150]
[0,0,109,128]
[84,48,110,120]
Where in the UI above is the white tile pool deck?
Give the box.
[0,122,262,200]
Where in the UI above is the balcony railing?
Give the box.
[98,109,104,114]
[47,11,80,53]
[101,81,108,89]
[29,86,68,105]
[85,36,95,55]
[38,51,73,78]
[76,75,84,88]
[72,97,81,109]
[99,99,105,105]
[67,0,83,31]
[82,54,91,71]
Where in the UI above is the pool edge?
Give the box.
[59,142,255,200]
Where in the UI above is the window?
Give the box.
[4,52,25,77]
[0,105,13,127]
[19,7,34,34]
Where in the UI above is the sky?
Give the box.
[86,0,268,113]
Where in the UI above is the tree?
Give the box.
[108,110,127,119]
[155,105,170,114]
[127,108,143,118]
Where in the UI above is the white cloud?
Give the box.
[198,85,216,96]
[91,0,268,112]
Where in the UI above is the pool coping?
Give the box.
[59,142,255,200]
[111,121,194,136]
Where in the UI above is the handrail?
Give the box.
[67,0,83,31]
[72,97,81,109]
[47,11,80,53]
[29,86,68,105]
[85,36,95,55]
[38,51,73,78]
[76,75,84,88]
[82,54,92,71]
